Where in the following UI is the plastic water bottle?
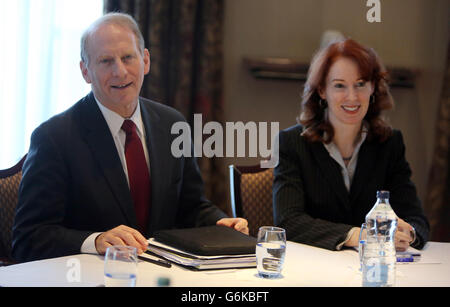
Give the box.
[362,190,398,287]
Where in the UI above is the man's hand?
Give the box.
[216,218,249,235]
[95,225,148,255]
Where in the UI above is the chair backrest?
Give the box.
[229,165,274,237]
[0,155,27,264]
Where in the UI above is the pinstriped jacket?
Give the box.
[273,124,429,251]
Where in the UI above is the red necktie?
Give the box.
[121,119,151,234]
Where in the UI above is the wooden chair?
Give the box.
[229,164,274,237]
[0,155,27,265]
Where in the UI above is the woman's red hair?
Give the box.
[299,39,394,143]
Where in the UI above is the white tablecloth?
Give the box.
[1,241,449,287]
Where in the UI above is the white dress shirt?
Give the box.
[322,124,368,250]
[80,97,150,254]
[323,128,367,192]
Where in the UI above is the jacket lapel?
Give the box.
[310,141,350,210]
[79,93,138,228]
[139,99,170,234]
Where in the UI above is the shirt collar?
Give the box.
[94,96,145,138]
[323,121,369,162]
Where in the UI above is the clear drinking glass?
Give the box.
[104,246,138,287]
[358,223,367,271]
[256,226,286,278]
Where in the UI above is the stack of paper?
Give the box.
[147,238,256,271]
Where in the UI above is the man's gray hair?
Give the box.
[80,12,145,66]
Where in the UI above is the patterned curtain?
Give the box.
[103,0,229,214]
[425,41,450,242]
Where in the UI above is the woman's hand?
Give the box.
[395,218,415,252]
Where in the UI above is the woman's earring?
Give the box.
[319,99,327,109]
[370,95,375,104]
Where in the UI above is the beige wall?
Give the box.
[223,0,449,204]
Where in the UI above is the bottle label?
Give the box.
[362,258,393,287]
[364,258,381,284]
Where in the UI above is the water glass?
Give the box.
[358,223,367,271]
[256,226,286,278]
[104,246,138,287]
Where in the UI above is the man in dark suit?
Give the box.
[12,13,247,262]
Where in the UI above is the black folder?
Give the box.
[153,225,257,256]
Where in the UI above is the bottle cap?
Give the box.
[376,190,390,199]
[157,276,171,287]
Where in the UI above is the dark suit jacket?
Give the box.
[273,124,429,251]
[12,92,227,262]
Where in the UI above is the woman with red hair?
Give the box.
[273,39,429,251]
